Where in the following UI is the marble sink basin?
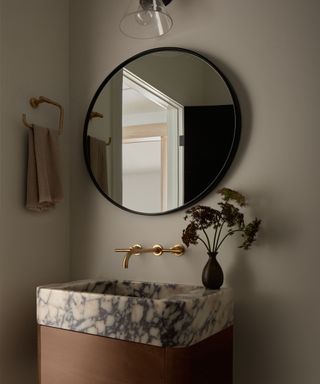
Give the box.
[37,279,233,347]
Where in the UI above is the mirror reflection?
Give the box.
[84,48,240,215]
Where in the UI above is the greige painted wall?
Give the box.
[1,0,319,383]
[70,1,320,383]
[0,0,70,382]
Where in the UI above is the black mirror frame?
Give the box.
[83,47,241,216]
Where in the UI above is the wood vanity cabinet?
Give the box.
[38,325,233,384]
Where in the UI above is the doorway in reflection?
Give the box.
[122,69,184,213]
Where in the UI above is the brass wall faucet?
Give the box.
[115,244,185,269]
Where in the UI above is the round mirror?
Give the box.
[83,47,241,215]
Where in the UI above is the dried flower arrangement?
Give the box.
[182,188,261,254]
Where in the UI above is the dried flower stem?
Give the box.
[216,229,242,251]
[214,218,226,252]
[201,225,212,252]
[198,236,211,252]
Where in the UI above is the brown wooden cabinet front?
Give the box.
[38,325,233,384]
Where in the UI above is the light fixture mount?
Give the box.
[120,0,174,39]
[140,0,173,7]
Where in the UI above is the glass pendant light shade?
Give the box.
[120,0,173,39]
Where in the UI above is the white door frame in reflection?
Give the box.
[122,69,184,212]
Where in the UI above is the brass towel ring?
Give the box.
[22,96,64,135]
[90,111,104,119]
[22,113,33,129]
[89,112,111,146]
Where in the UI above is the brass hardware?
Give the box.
[158,244,185,256]
[152,244,163,256]
[88,112,111,146]
[90,111,104,119]
[22,113,33,129]
[115,243,185,269]
[115,244,142,268]
[22,96,64,135]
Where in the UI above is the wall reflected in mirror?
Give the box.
[85,48,241,215]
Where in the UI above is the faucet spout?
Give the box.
[122,253,130,269]
[122,252,133,269]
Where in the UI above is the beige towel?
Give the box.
[89,136,108,194]
[26,125,63,212]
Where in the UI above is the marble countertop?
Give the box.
[37,279,233,347]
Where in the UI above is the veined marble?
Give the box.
[37,280,233,347]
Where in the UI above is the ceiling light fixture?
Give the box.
[120,0,173,39]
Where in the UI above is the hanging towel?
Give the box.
[26,125,63,212]
[89,136,108,194]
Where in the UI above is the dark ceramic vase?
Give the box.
[202,252,224,289]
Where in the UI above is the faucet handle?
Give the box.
[151,244,185,256]
[169,244,185,256]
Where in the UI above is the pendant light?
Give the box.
[120,0,173,39]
